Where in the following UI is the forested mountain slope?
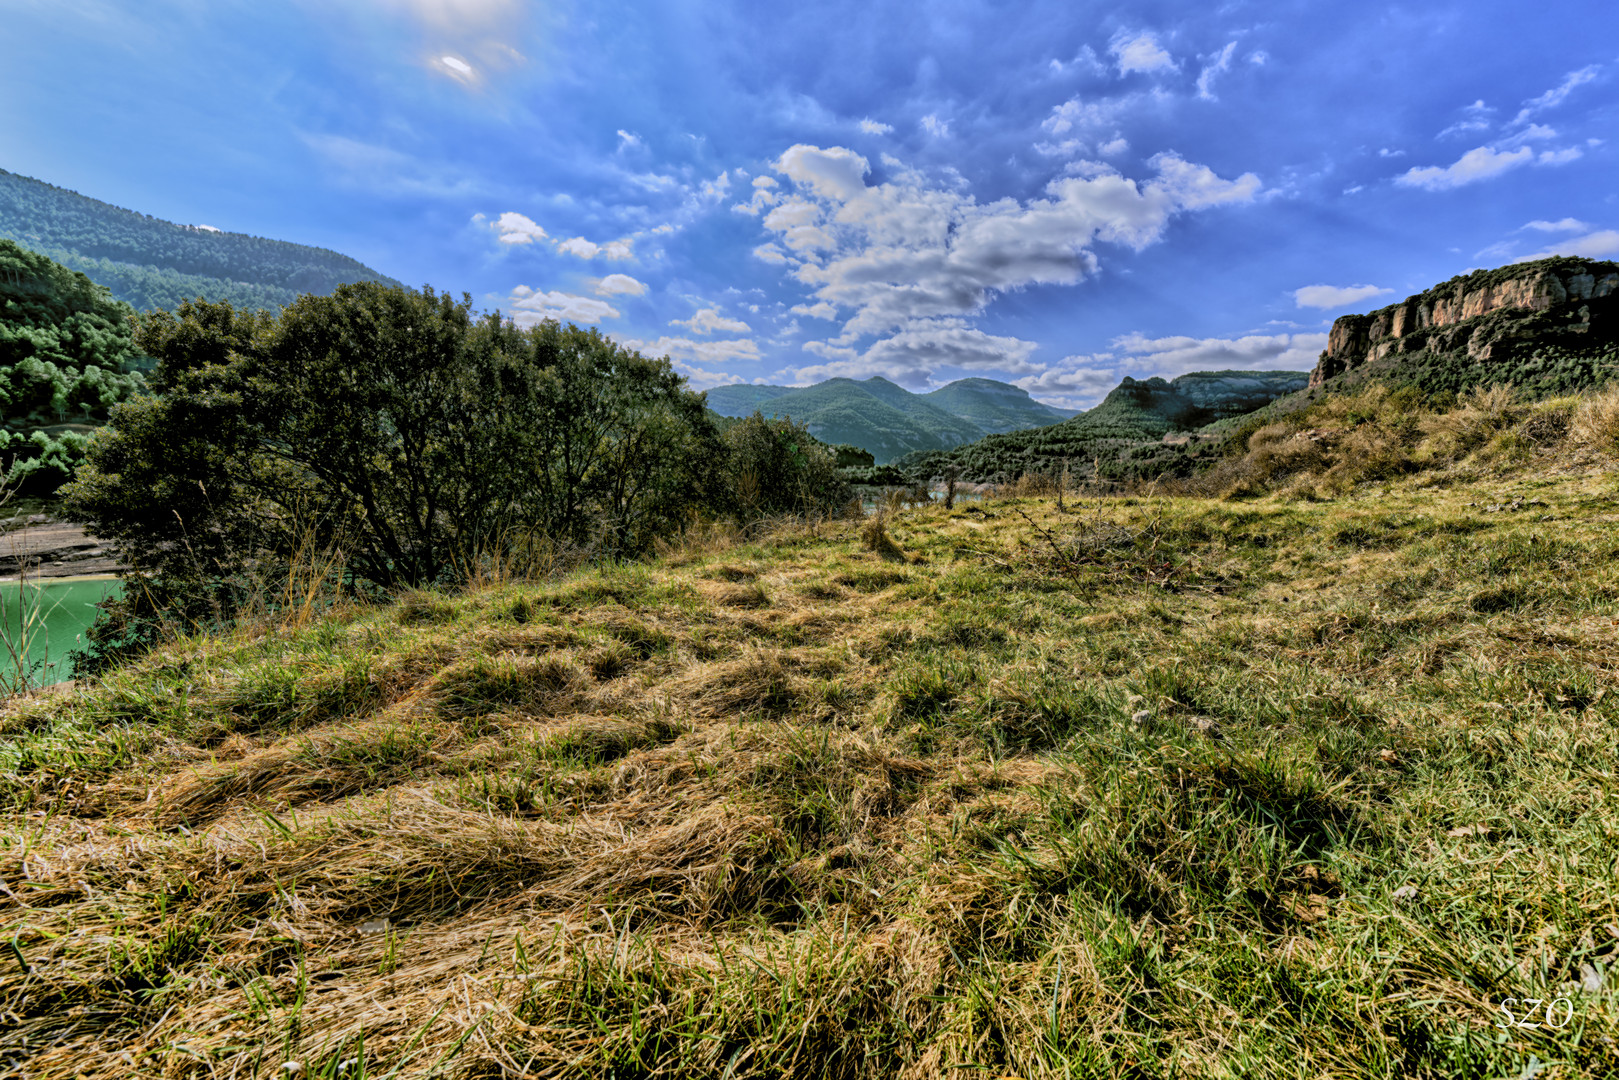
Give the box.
[705,376,1074,463]
[920,377,1078,433]
[0,168,401,312]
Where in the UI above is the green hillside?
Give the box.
[0,168,401,312]
[706,375,1072,463]
[899,369,1309,483]
[921,377,1077,432]
[705,384,795,414]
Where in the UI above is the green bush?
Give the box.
[63,286,729,669]
[724,412,851,521]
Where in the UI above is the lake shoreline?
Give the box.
[0,520,126,579]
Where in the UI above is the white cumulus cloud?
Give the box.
[1110,30,1176,76]
[492,211,547,244]
[755,144,1261,386]
[775,144,870,201]
[1293,283,1393,309]
[732,175,782,216]
[791,301,839,320]
[858,118,894,135]
[1395,145,1533,191]
[556,236,635,260]
[506,286,620,326]
[671,307,752,335]
[790,323,1040,388]
[591,273,647,297]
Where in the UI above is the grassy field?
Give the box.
[3,417,1619,1077]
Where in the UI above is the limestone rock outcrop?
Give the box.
[1309,257,1619,388]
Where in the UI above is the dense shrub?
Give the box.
[63,285,728,669]
[724,412,852,521]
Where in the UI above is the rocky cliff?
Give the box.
[1309,257,1619,389]
[1099,370,1311,434]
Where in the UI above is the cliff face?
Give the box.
[1309,257,1619,388]
[1080,369,1310,437]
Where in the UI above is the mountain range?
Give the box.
[0,168,400,312]
[896,369,1310,483]
[706,376,1078,463]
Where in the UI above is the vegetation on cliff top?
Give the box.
[4,385,1619,1078]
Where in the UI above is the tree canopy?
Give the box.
[64,284,729,596]
[0,239,149,491]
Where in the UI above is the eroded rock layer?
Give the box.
[1310,257,1619,388]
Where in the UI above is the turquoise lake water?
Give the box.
[0,576,121,687]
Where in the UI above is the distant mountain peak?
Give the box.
[705,374,1077,462]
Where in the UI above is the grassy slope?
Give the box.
[4,455,1619,1076]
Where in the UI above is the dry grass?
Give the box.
[1191,381,1619,501]
[859,512,910,563]
[1571,383,1619,454]
[4,428,1619,1077]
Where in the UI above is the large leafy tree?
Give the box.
[63,283,728,667]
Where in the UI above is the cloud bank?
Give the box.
[755,143,1262,386]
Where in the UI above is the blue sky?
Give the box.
[4,0,1615,407]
